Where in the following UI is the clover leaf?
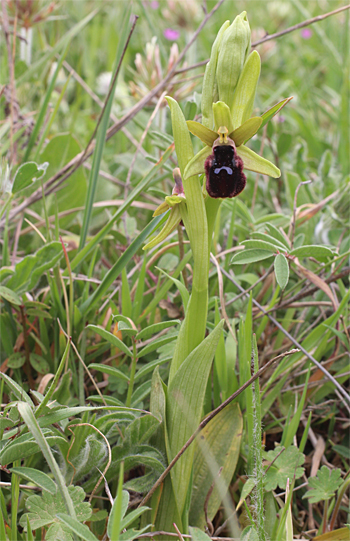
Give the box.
[303,466,343,503]
[20,485,92,541]
[264,445,305,492]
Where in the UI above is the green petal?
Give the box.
[143,206,182,250]
[201,20,230,129]
[153,201,170,217]
[230,116,262,147]
[213,101,234,133]
[260,97,293,129]
[236,145,281,178]
[184,147,212,180]
[186,121,217,147]
[230,50,261,129]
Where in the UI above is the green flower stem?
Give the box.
[167,98,209,383]
[126,340,138,407]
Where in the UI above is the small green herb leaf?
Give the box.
[303,466,343,503]
[12,162,48,194]
[274,253,289,290]
[289,245,334,259]
[231,249,274,265]
[264,445,305,491]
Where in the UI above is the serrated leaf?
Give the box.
[236,145,281,178]
[10,467,57,494]
[264,446,305,492]
[87,325,132,357]
[20,485,92,535]
[274,253,289,290]
[136,320,180,341]
[0,286,22,305]
[12,162,48,194]
[303,466,342,503]
[290,245,334,259]
[231,249,274,265]
[87,363,129,382]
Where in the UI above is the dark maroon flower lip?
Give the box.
[204,137,246,199]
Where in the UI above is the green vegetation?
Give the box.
[0,1,349,540]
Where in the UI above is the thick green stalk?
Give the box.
[166,98,209,383]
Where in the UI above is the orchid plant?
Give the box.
[143,12,292,536]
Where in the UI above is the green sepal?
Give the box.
[236,145,281,178]
[230,50,261,129]
[230,116,262,147]
[186,121,217,147]
[184,147,212,180]
[143,205,182,250]
[201,20,230,129]
[260,96,293,129]
[153,201,170,217]
[213,101,234,133]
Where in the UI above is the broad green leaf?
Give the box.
[260,97,293,129]
[251,231,288,251]
[167,320,224,515]
[189,527,212,541]
[274,253,289,290]
[189,403,242,528]
[87,363,129,382]
[231,116,262,147]
[186,121,217,147]
[231,50,261,129]
[136,320,180,341]
[40,134,87,228]
[236,145,281,178]
[20,486,92,540]
[137,334,178,359]
[12,162,48,194]
[303,466,342,503]
[10,467,57,494]
[86,325,132,357]
[0,286,22,305]
[6,241,63,294]
[264,446,305,492]
[265,222,290,248]
[241,239,279,252]
[56,514,98,541]
[231,249,274,264]
[0,415,14,430]
[184,146,211,180]
[289,245,334,259]
[213,101,234,133]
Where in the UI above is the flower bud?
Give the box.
[216,12,251,111]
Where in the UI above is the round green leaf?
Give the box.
[29,353,50,374]
[7,352,26,369]
[274,253,289,290]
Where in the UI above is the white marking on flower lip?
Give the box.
[214,166,233,175]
